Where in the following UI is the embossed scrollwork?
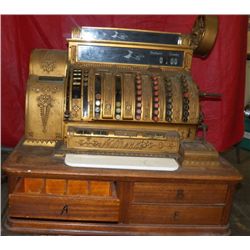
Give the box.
[37,94,53,133]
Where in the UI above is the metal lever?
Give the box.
[199,92,222,99]
[198,123,208,142]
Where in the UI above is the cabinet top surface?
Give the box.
[2,143,242,182]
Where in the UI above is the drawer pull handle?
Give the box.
[176,189,184,199]
[60,204,69,215]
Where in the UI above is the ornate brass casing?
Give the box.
[25,49,67,143]
[24,16,219,163]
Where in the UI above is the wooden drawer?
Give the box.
[128,204,224,225]
[9,178,120,222]
[132,182,228,204]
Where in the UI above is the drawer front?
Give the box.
[132,182,228,204]
[9,193,120,222]
[128,204,224,225]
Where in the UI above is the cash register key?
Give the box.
[167,110,172,116]
[135,115,141,120]
[136,84,142,90]
[154,97,159,102]
[136,79,142,84]
[137,96,142,102]
[167,98,172,104]
[153,116,159,122]
[154,91,159,97]
[115,114,121,120]
[152,76,157,81]
[167,104,172,109]
[136,75,141,80]
[153,85,159,91]
[137,90,142,96]
[153,80,158,85]
[136,109,142,114]
[137,102,142,108]
[95,107,100,113]
[154,103,159,108]
[116,101,121,108]
[153,110,159,115]
[95,100,101,106]
[95,93,101,99]
[116,108,121,113]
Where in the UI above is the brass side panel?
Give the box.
[29,49,67,77]
[141,75,152,121]
[25,76,64,141]
[122,73,135,120]
[102,73,115,119]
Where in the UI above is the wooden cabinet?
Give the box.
[2,144,241,235]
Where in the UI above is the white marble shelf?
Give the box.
[65,153,179,172]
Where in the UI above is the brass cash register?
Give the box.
[3,16,242,235]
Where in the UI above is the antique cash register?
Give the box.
[3,16,242,235]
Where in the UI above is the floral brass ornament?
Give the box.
[40,52,56,73]
[72,104,80,117]
[105,104,111,112]
[126,104,131,111]
[37,94,53,133]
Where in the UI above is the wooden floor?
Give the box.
[1,147,250,236]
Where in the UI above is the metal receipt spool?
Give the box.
[191,15,218,57]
